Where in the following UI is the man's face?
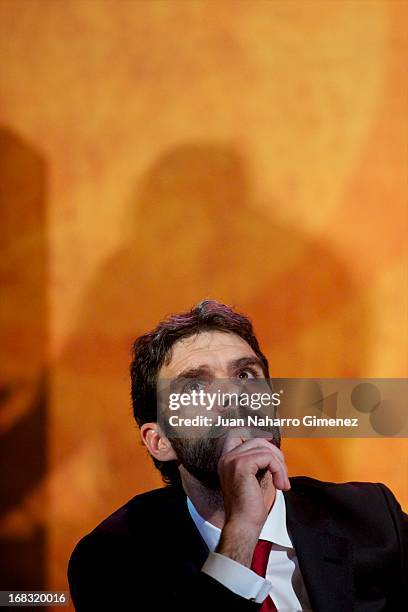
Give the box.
[157,330,275,490]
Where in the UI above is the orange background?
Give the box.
[0,0,407,604]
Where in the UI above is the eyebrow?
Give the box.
[173,366,212,382]
[173,356,265,382]
[229,356,265,373]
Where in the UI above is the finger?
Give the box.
[243,449,289,491]
[224,445,288,477]
[253,448,290,490]
[266,454,290,490]
[222,436,285,462]
[223,448,290,491]
[219,438,290,490]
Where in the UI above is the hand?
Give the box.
[216,432,290,567]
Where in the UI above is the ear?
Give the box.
[140,422,178,463]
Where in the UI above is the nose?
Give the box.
[215,379,243,412]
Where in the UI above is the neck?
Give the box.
[179,466,276,529]
[179,466,225,527]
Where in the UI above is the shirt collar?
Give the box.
[187,489,293,552]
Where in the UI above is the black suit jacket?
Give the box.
[68,477,407,611]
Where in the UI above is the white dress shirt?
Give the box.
[187,489,312,611]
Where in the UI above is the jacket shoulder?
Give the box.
[288,476,406,528]
[91,485,180,536]
[290,475,395,498]
[68,486,182,577]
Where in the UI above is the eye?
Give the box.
[237,368,258,381]
[183,379,206,393]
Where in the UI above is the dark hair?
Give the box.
[130,299,270,485]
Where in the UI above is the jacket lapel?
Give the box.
[284,487,354,612]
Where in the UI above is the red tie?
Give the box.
[250,540,277,611]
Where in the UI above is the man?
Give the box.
[68,300,407,611]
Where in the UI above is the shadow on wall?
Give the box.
[60,141,372,479]
[65,142,371,377]
[0,128,48,594]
